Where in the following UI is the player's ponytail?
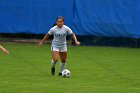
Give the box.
[52,23,57,27]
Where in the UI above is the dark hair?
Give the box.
[56,16,64,22]
[52,16,64,27]
[52,23,57,27]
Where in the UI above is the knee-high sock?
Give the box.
[51,60,56,68]
[60,62,66,73]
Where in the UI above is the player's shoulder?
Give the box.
[63,25,69,28]
[50,25,57,30]
[63,25,71,29]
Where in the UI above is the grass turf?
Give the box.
[0,43,140,93]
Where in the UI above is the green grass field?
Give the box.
[0,43,140,93]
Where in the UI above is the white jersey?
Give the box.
[48,25,73,47]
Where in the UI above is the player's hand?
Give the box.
[38,42,43,47]
[75,41,80,46]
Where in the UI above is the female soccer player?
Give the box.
[0,45,9,54]
[38,16,80,75]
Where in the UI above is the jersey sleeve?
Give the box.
[48,28,54,35]
[67,27,73,34]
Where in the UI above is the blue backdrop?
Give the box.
[0,0,73,34]
[0,0,140,38]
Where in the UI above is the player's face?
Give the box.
[56,19,64,28]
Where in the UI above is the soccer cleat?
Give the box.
[51,68,55,75]
[58,72,62,76]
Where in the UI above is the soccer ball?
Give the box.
[62,69,70,78]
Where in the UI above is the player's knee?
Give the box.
[53,59,58,62]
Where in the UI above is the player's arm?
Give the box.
[0,45,10,54]
[70,33,80,46]
[38,33,50,46]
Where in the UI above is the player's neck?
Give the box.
[57,25,63,28]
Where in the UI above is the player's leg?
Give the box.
[51,47,59,75]
[59,50,67,75]
[0,45,9,54]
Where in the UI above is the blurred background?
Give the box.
[0,0,140,47]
